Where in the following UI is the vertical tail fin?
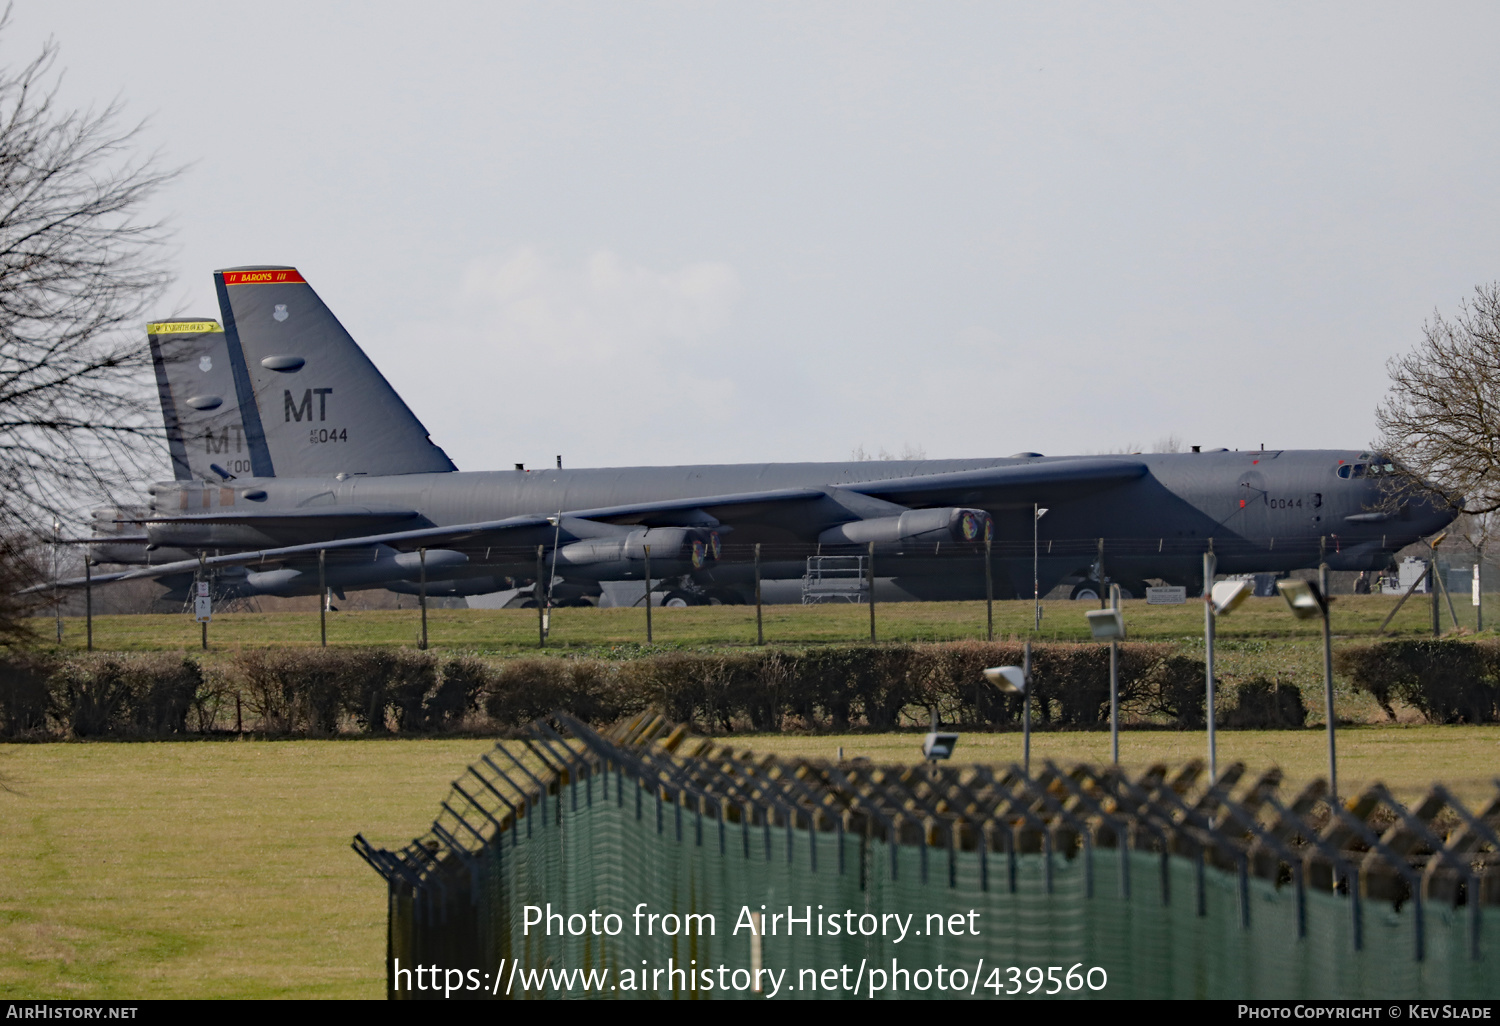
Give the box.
[214,266,457,478]
[146,319,266,481]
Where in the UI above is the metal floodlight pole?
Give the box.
[1033,503,1041,631]
[418,547,428,651]
[1203,549,1217,783]
[1022,639,1032,775]
[754,542,763,646]
[643,544,653,644]
[867,540,877,643]
[1478,557,1485,632]
[1278,575,1341,808]
[1317,537,1337,802]
[536,545,546,648]
[84,556,92,652]
[1321,590,1338,806]
[318,549,327,648]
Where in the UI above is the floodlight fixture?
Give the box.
[1276,578,1327,620]
[1086,608,1125,640]
[983,665,1026,693]
[1210,579,1253,616]
[984,654,1032,773]
[922,732,960,761]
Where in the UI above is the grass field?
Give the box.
[34,592,1488,655]
[2,726,1498,999]
[4,593,1495,997]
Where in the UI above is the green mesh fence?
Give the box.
[356,714,1500,1000]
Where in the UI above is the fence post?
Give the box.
[198,550,208,651]
[985,535,993,642]
[318,548,327,648]
[1204,548,1217,782]
[418,547,428,651]
[1022,639,1032,774]
[754,542,763,645]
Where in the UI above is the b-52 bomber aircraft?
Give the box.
[70,265,1457,606]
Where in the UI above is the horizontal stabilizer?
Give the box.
[35,514,555,591]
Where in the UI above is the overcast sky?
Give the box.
[12,2,1500,472]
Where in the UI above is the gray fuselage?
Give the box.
[131,447,1451,601]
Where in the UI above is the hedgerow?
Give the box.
[0,641,1308,738]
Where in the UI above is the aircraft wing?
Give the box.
[43,514,558,590]
[51,488,828,585]
[564,487,828,524]
[551,460,1147,526]
[125,507,426,528]
[52,463,1146,590]
[41,488,833,590]
[848,458,1148,508]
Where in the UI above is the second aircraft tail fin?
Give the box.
[147,319,264,482]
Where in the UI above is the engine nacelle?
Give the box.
[554,527,718,580]
[818,508,991,548]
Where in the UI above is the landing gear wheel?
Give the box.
[662,590,696,608]
[1070,583,1101,601]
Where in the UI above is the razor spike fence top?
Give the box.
[355,712,1500,1000]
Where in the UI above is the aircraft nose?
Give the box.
[1412,488,1461,535]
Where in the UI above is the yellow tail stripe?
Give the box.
[148,321,223,334]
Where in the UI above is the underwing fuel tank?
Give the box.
[242,547,468,597]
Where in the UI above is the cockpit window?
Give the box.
[1336,459,1397,479]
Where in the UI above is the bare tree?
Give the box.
[0,16,178,634]
[1376,283,1500,514]
[0,16,175,538]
